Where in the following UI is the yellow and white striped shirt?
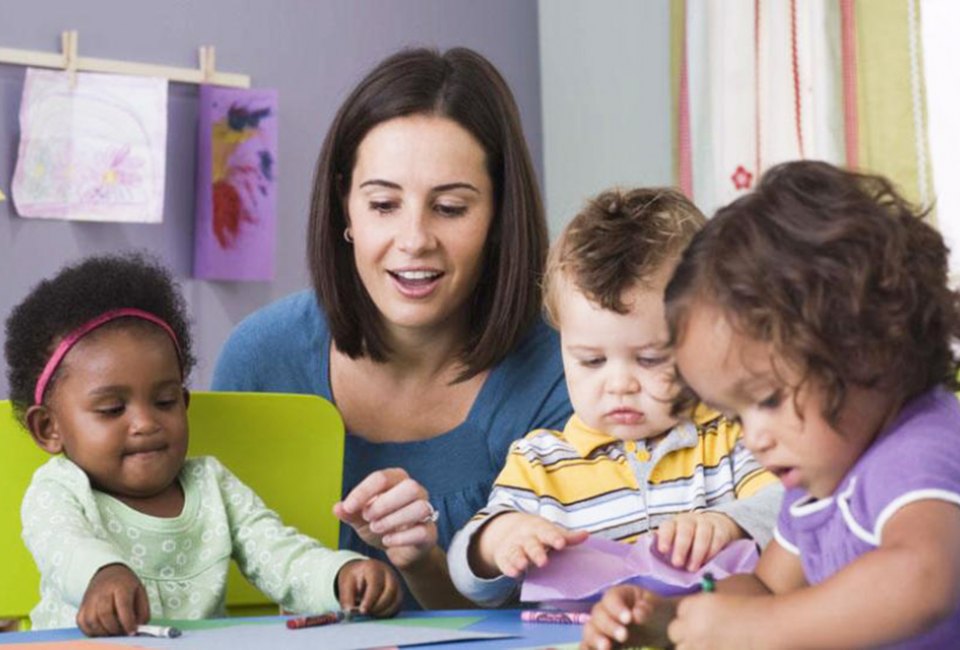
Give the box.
[448,405,782,606]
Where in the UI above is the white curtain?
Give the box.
[921,0,960,278]
[683,0,846,218]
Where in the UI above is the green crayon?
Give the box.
[700,572,716,593]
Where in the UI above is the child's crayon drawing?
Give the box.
[193,85,278,281]
[11,68,167,223]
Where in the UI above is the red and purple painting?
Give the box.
[193,85,278,281]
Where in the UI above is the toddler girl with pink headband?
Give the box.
[5,253,401,636]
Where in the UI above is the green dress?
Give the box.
[21,455,365,629]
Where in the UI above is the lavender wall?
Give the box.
[0,0,543,397]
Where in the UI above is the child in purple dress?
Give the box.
[582,161,960,650]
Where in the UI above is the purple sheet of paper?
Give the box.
[521,535,759,603]
[193,85,278,281]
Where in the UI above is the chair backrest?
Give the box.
[0,401,49,625]
[0,391,345,623]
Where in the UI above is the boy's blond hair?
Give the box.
[543,187,706,326]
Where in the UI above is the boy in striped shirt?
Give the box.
[448,188,782,607]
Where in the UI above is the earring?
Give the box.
[343,227,354,244]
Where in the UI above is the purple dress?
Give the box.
[774,387,960,649]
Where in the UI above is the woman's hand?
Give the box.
[334,468,438,570]
[336,559,402,618]
[77,563,150,636]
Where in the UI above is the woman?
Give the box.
[212,47,571,609]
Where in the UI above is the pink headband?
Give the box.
[34,308,182,405]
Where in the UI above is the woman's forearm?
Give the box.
[398,546,475,609]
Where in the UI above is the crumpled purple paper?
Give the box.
[520,535,759,603]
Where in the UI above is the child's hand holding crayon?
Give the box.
[77,564,150,637]
[580,585,674,650]
[668,591,770,649]
[336,558,402,618]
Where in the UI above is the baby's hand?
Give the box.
[668,591,768,649]
[77,563,149,636]
[336,559,402,618]
[476,512,588,579]
[656,511,744,571]
[580,585,674,650]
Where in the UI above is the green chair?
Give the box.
[0,400,49,630]
[0,391,345,627]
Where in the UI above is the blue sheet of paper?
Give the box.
[98,621,514,650]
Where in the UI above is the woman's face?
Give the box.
[345,114,494,337]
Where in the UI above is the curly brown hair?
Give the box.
[665,160,960,424]
[544,187,706,326]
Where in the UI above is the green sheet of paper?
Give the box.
[371,615,482,629]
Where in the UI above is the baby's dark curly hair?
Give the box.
[5,252,195,421]
[666,160,960,424]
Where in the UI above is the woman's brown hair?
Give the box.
[666,160,960,423]
[308,47,548,380]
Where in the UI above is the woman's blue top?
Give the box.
[211,290,571,608]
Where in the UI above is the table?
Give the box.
[0,610,584,649]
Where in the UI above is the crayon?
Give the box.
[521,610,591,625]
[136,624,182,638]
[286,609,355,630]
[701,571,716,593]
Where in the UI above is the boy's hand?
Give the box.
[580,585,674,650]
[473,512,588,579]
[336,559,402,618]
[77,564,149,636]
[656,511,744,571]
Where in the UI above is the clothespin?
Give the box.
[199,45,215,84]
[62,30,78,90]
